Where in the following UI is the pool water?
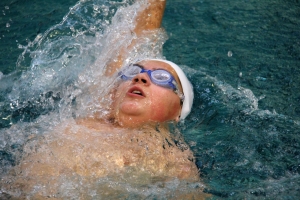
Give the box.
[1,0,300,199]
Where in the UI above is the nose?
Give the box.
[132,72,151,86]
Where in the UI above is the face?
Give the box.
[112,60,183,127]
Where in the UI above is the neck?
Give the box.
[111,114,170,131]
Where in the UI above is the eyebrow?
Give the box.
[133,63,171,73]
[133,63,145,69]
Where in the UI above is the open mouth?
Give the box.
[128,86,145,97]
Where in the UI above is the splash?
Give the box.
[0,0,208,199]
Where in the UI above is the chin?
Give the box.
[119,101,144,116]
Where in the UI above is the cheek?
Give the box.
[111,82,129,107]
[149,89,181,121]
[114,82,129,99]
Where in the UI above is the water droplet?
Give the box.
[70,26,75,32]
[227,51,233,57]
[93,5,99,11]
[255,76,266,81]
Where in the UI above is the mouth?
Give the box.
[127,86,145,97]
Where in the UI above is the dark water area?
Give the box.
[164,0,300,120]
[163,0,300,199]
[1,0,300,199]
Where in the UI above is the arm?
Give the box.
[105,0,166,76]
[134,0,166,36]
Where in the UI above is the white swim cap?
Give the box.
[143,59,194,120]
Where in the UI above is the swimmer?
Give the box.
[1,0,208,199]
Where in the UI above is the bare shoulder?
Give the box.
[3,119,203,198]
[17,119,199,180]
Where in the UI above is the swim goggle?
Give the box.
[120,64,185,101]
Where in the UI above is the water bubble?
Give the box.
[93,5,99,12]
[70,26,75,32]
[258,94,266,100]
[228,51,233,57]
[6,23,10,28]
[5,6,9,10]
[255,76,267,81]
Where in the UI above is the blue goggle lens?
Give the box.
[123,66,142,77]
[151,70,172,82]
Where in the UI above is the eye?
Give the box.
[152,70,171,81]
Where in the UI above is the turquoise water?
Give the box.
[1,0,300,199]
